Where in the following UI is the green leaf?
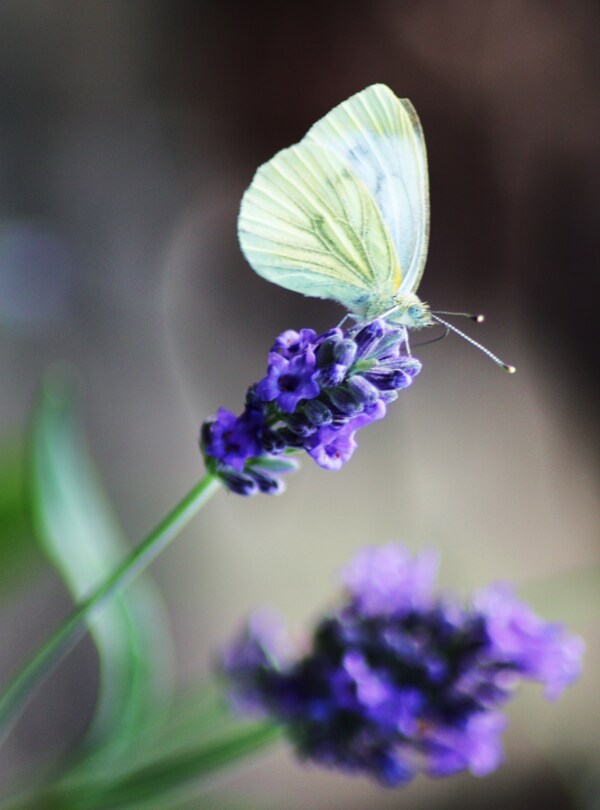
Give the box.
[61,681,240,789]
[0,439,40,590]
[8,680,284,809]
[60,718,283,810]
[29,374,175,765]
[146,680,259,760]
[98,720,282,809]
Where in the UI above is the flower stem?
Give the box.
[0,473,222,745]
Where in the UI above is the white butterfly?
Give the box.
[238,84,514,370]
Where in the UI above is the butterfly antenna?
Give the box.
[430,314,516,373]
[432,310,485,323]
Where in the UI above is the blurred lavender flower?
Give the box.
[200,320,421,495]
[221,543,584,786]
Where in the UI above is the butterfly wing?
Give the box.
[238,136,401,314]
[238,84,429,310]
[306,84,429,295]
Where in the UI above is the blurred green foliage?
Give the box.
[0,440,40,591]
[29,376,175,767]
[1,379,280,809]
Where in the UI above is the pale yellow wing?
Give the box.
[306,84,429,294]
[238,128,402,314]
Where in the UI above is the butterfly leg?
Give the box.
[338,312,365,329]
[378,304,401,321]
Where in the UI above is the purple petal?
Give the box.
[341,544,440,617]
[474,583,585,699]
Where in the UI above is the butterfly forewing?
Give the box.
[238,139,401,312]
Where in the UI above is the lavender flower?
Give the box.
[221,544,584,786]
[200,320,421,494]
[257,346,321,413]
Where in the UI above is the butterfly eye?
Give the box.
[408,305,421,318]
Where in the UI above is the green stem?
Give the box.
[0,473,222,744]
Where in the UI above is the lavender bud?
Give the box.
[301,399,333,427]
[346,375,380,406]
[333,338,357,366]
[354,320,385,358]
[316,363,348,388]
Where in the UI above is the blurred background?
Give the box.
[0,1,599,808]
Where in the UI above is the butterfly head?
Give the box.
[390,293,432,330]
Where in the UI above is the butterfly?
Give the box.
[238,83,431,329]
[238,84,515,371]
